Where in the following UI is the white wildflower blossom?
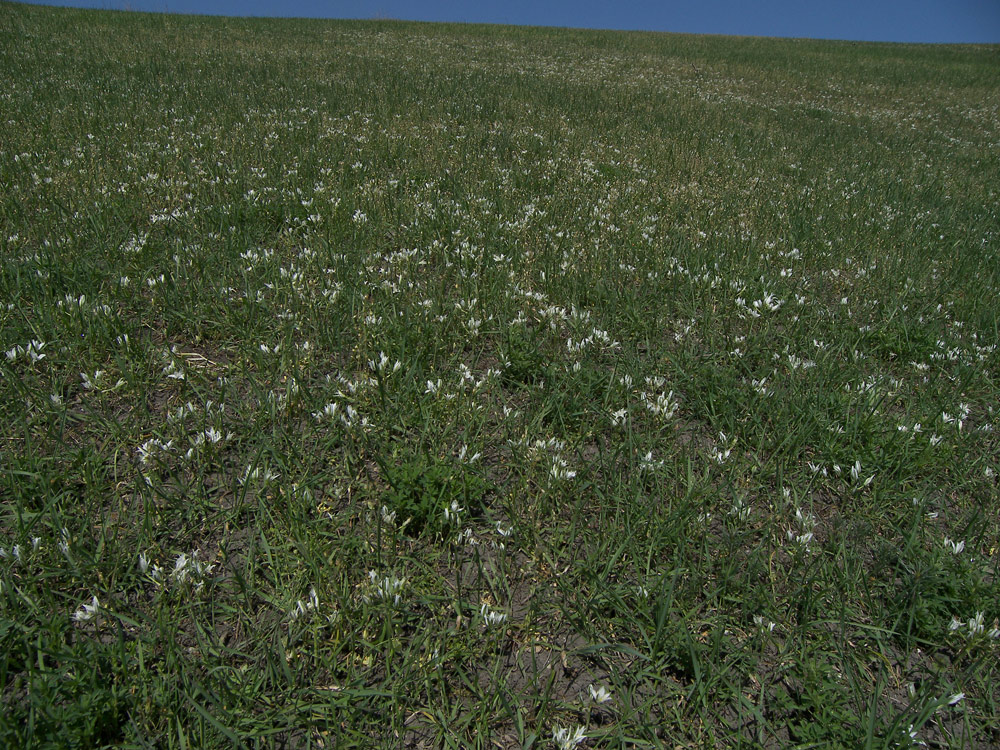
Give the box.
[241,464,280,484]
[786,508,817,548]
[730,498,751,522]
[367,570,406,605]
[58,528,71,559]
[850,460,874,488]
[709,431,732,463]
[368,351,401,375]
[162,360,185,380]
[480,602,508,627]
[443,500,464,524]
[290,586,320,621]
[807,461,828,476]
[72,596,100,622]
[639,451,664,471]
[80,370,103,390]
[950,611,995,640]
[313,402,340,421]
[588,684,612,703]
[943,537,965,555]
[552,725,587,750]
[457,444,481,464]
[640,389,678,419]
[340,404,370,430]
[549,457,577,482]
[753,614,776,633]
[170,551,213,589]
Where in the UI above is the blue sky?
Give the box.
[18,0,1000,43]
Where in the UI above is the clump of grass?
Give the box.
[379,449,490,537]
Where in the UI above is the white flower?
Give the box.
[81,371,103,390]
[58,529,71,558]
[787,530,814,545]
[753,614,776,633]
[588,684,612,703]
[457,444,481,464]
[943,537,965,555]
[73,596,100,622]
[549,457,577,482]
[641,389,678,419]
[967,612,984,636]
[709,445,732,463]
[786,508,817,548]
[480,602,508,627]
[313,402,340,421]
[289,586,320,621]
[170,551,213,587]
[552,725,586,749]
[947,692,965,706]
[172,553,191,583]
[443,500,464,523]
[368,351,400,374]
[163,360,185,380]
[367,571,405,605]
[730,499,751,522]
[639,451,664,471]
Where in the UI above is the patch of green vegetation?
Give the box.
[380,450,489,537]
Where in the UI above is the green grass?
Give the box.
[1,2,999,747]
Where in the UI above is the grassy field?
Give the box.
[1,2,999,747]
